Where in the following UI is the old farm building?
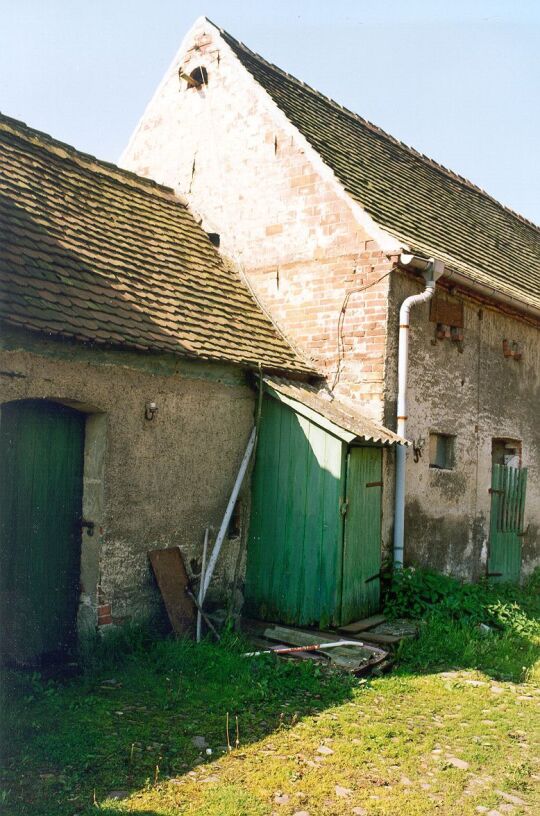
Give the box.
[0,113,408,662]
[122,17,540,605]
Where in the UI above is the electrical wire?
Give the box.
[331,270,391,391]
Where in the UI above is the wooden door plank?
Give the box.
[301,420,325,626]
[488,464,526,583]
[320,433,345,628]
[271,401,294,619]
[283,412,310,624]
[245,396,277,616]
[341,447,382,624]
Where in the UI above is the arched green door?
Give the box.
[0,400,85,665]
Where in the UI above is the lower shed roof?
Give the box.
[263,377,407,446]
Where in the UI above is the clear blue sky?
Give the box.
[2,1,539,224]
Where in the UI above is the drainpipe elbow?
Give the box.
[393,257,444,569]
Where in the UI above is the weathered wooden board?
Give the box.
[339,614,386,634]
[354,631,403,645]
[148,547,196,636]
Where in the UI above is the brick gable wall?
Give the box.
[121,20,394,421]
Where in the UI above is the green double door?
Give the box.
[488,464,527,583]
[0,400,85,665]
[245,396,382,628]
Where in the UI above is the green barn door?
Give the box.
[341,447,382,624]
[245,396,345,628]
[0,400,85,665]
[488,464,527,583]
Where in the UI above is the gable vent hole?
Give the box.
[207,233,220,247]
[182,65,208,89]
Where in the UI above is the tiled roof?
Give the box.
[219,26,540,313]
[263,376,407,447]
[0,113,313,373]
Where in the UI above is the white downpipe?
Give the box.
[201,426,257,601]
[393,259,441,567]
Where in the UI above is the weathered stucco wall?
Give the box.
[386,272,540,579]
[121,19,396,421]
[0,328,256,633]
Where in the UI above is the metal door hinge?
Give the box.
[365,570,382,584]
[81,519,95,537]
[366,481,383,488]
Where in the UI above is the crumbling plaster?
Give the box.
[0,328,256,631]
[386,271,540,579]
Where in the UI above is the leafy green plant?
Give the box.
[384,567,540,637]
[385,567,540,682]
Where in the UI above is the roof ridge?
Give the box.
[215,25,540,235]
[0,112,186,207]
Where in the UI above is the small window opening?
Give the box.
[429,433,455,470]
[207,232,220,247]
[180,65,208,89]
[492,438,521,468]
[228,500,242,539]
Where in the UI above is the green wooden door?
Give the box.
[245,396,345,628]
[488,464,527,583]
[341,446,382,624]
[0,400,85,665]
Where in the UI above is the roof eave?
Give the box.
[442,267,540,322]
[394,254,540,322]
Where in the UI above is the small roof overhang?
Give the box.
[262,376,409,446]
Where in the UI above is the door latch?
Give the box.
[340,499,348,516]
[81,519,95,537]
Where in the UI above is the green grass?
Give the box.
[1,581,539,816]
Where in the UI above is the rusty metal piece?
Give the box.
[148,546,196,636]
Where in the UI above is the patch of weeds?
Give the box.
[386,568,540,682]
[397,612,539,681]
[384,567,540,632]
